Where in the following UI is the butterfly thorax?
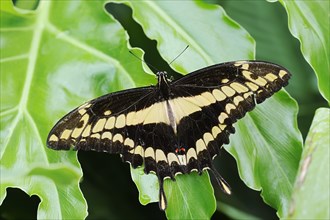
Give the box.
[157,71,171,100]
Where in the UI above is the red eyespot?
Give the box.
[175,147,186,154]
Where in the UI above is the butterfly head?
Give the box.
[156,71,171,99]
[156,71,169,84]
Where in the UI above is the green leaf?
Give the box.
[227,92,302,217]
[217,201,261,220]
[286,108,330,219]
[115,0,302,219]
[165,172,216,220]
[130,166,158,205]
[1,0,303,219]
[0,1,153,218]
[277,0,330,104]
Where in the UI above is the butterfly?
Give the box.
[47,60,291,210]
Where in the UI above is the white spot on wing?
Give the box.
[242,70,267,86]
[156,149,167,162]
[167,152,179,165]
[113,134,123,143]
[221,86,235,97]
[186,148,197,162]
[101,131,112,140]
[105,117,116,130]
[145,147,155,158]
[124,138,134,148]
[203,132,214,146]
[230,82,249,93]
[245,82,259,91]
[60,129,72,140]
[49,134,59,142]
[196,139,206,154]
[218,112,228,124]
[279,70,287,78]
[92,118,106,133]
[130,145,144,157]
[82,125,91,137]
[115,114,126,129]
[225,103,236,114]
[104,110,112,115]
[265,73,278,81]
[233,96,244,106]
[211,126,221,138]
[212,89,226,101]
[72,114,89,138]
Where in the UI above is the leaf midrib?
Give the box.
[19,2,49,111]
[0,1,51,161]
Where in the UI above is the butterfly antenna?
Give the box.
[129,50,160,73]
[169,45,189,65]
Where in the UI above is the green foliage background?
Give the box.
[0,0,328,219]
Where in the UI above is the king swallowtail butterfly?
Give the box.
[47,60,290,210]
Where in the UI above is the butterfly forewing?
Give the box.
[47,86,156,151]
[47,60,291,210]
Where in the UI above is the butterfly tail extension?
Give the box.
[210,167,231,195]
[158,178,167,210]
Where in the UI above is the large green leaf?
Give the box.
[228,91,302,217]
[116,0,302,219]
[277,0,330,104]
[286,108,330,219]
[0,1,154,219]
[1,0,303,219]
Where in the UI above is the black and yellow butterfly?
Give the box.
[47,60,290,210]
